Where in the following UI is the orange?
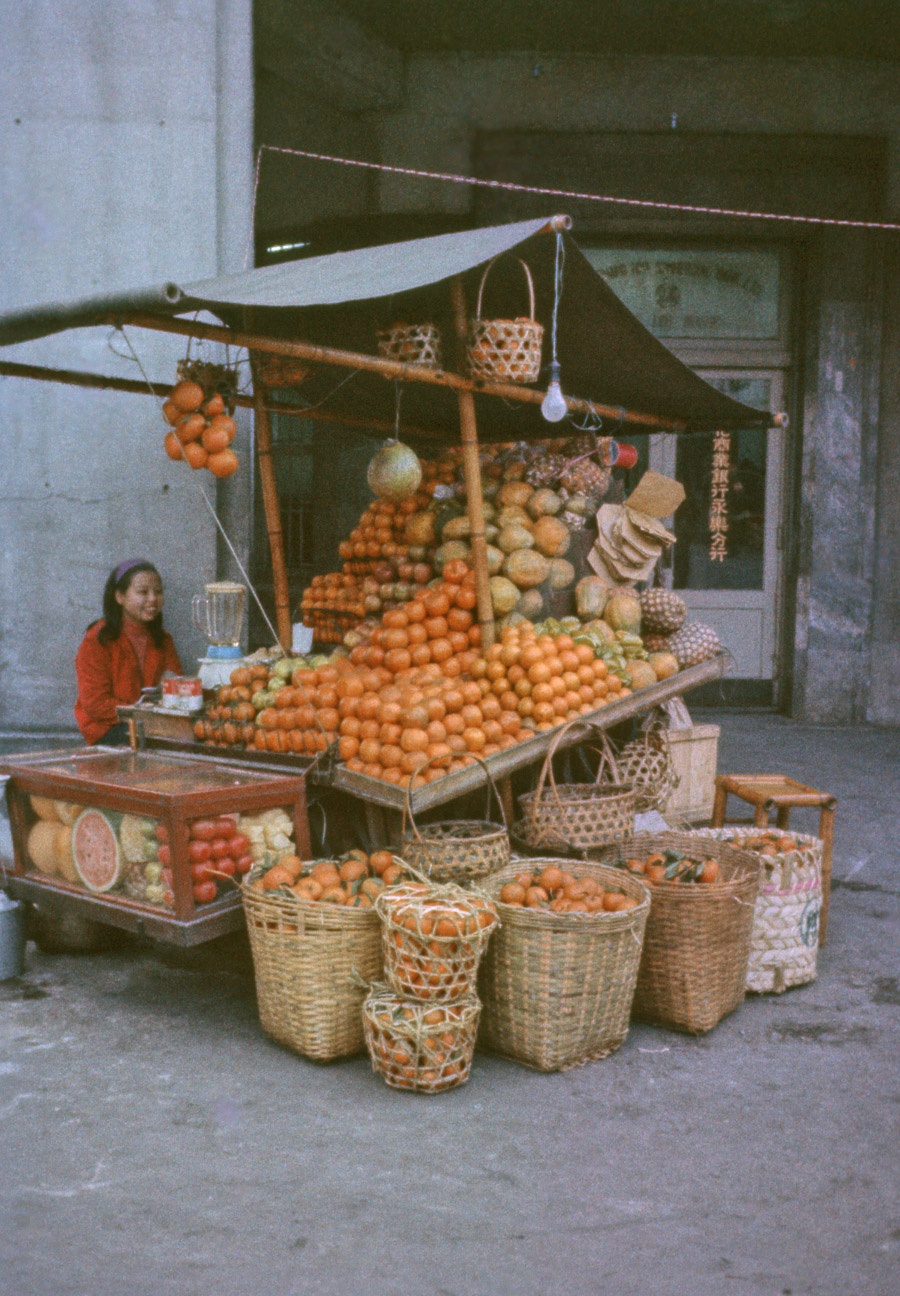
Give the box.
[207,448,239,477]
[182,441,207,469]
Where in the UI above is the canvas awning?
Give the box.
[0,216,771,436]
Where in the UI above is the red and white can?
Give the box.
[161,676,204,713]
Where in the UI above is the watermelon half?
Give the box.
[72,809,124,894]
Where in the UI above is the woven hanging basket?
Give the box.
[691,828,822,993]
[592,833,761,1034]
[616,723,678,813]
[241,871,382,1061]
[517,725,636,853]
[376,322,443,369]
[400,755,510,884]
[478,859,651,1071]
[363,985,481,1094]
[252,353,312,388]
[466,256,543,385]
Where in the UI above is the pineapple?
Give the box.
[667,622,722,668]
[640,587,687,635]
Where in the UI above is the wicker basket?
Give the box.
[616,725,678,813]
[400,755,510,884]
[375,879,499,1003]
[478,859,650,1070]
[691,828,822,993]
[517,725,636,853]
[593,833,761,1034]
[377,322,443,369]
[363,985,481,1093]
[466,257,543,384]
[242,874,382,1061]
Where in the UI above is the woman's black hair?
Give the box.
[97,562,166,647]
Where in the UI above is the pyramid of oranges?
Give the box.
[161,379,239,478]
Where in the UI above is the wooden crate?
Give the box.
[659,725,720,823]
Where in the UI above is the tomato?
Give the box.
[154,823,170,844]
[192,881,218,904]
[214,857,236,877]
[187,839,213,863]
[190,862,215,884]
[234,854,253,876]
[213,817,237,839]
[210,837,233,861]
[189,819,219,841]
[228,833,250,858]
[157,843,172,867]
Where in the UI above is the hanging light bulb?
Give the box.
[541,360,568,423]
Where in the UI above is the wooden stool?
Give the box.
[711,774,836,945]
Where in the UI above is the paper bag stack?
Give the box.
[588,471,685,587]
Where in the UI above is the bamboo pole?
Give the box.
[112,311,692,432]
[450,277,495,651]
[250,362,292,652]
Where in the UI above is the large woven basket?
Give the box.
[466,256,543,384]
[400,755,510,884]
[517,724,636,853]
[593,833,761,1034]
[478,859,650,1070]
[242,874,382,1061]
[691,828,822,993]
[363,985,481,1094]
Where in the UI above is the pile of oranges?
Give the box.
[498,864,641,913]
[161,379,239,478]
[337,494,430,569]
[247,848,403,906]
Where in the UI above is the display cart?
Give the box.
[0,213,776,882]
[0,748,310,946]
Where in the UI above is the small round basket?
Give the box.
[242,870,382,1061]
[691,827,822,993]
[375,879,499,1003]
[363,985,481,1094]
[478,859,651,1070]
[466,256,543,385]
[376,322,443,369]
[615,727,678,813]
[400,755,510,884]
[517,724,636,853]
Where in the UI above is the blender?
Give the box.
[192,581,247,690]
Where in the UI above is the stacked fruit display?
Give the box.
[246,847,405,906]
[161,378,239,478]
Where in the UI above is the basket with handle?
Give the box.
[377,322,443,369]
[400,754,510,884]
[615,714,678,813]
[517,724,636,853]
[466,256,544,384]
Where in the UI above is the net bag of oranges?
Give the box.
[478,859,651,1070]
[374,878,499,1003]
[466,256,544,384]
[363,985,481,1093]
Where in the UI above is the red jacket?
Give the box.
[74,620,182,743]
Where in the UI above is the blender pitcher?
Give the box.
[192,581,246,659]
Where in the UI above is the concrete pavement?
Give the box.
[0,713,898,1296]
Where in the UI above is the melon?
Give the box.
[54,825,78,882]
[367,441,422,501]
[526,488,563,519]
[490,576,521,617]
[547,558,576,591]
[53,800,81,825]
[497,524,535,555]
[624,660,658,691]
[71,809,124,894]
[30,795,59,822]
[28,821,59,874]
[441,514,472,542]
[516,588,545,620]
[604,591,642,634]
[485,544,505,576]
[495,505,534,531]
[497,481,534,509]
[503,549,550,590]
[434,540,471,572]
[648,651,680,680]
[575,577,608,621]
[531,516,570,558]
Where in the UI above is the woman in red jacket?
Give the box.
[75,559,182,744]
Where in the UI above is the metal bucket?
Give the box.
[0,898,25,980]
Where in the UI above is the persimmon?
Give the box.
[207,448,239,478]
[163,430,184,460]
[182,441,208,469]
[171,379,204,412]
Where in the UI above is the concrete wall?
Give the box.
[0,0,254,735]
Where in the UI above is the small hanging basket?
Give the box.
[466,257,544,385]
[252,353,312,389]
[616,718,678,813]
[517,725,636,853]
[377,322,443,369]
[400,755,510,885]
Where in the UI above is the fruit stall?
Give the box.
[0,214,784,980]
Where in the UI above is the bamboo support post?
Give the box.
[250,362,292,652]
[450,277,495,651]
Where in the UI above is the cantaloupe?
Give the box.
[28,821,59,874]
[485,544,505,576]
[497,524,535,555]
[495,506,534,531]
[53,800,81,825]
[54,825,78,882]
[547,558,576,591]
[526,488,563,519]
[30,796,59,822]
[498,481,534,509]
[531,516,570,558]
[504,549,550,590]
[490,576,520,617]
